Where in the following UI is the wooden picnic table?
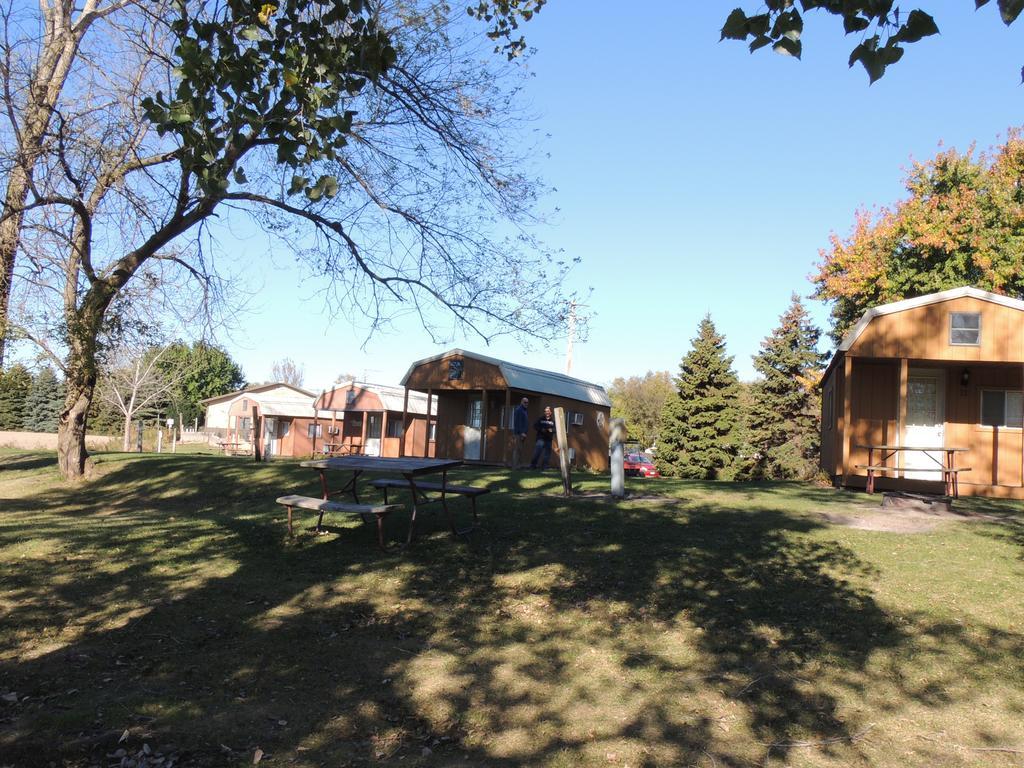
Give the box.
[320,441,361,457]
[219,441,251,456]
[299,456,464,545]
[854,444,969,497]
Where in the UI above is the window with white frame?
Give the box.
[981,390,1023,428]
[950,312,981,346]
[569,411,584,426]
[428,422,437,441]
[307,423,323,439]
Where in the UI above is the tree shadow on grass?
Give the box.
[1,456,1022,766]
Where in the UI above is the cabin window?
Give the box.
[569,411,585,426]
[346,389,356,406]
[981,390,1023,428]
[949,312,981,345]
[386,419,404,438]
[367,414,382,439]
[307,423,322,438]
[448,359,464,380]
[428,422,437,441]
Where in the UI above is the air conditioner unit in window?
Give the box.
[327,426,340,435]
[570,412,584,426]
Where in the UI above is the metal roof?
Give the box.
[837,286,1024,352]
[326,381,436,415]
[200,382,318,405]
[256,399,335,419]
[400,349,612,407]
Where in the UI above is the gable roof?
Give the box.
[200,381,317,405]
[837,286,1024,352]
[322,381,437,415]
[401,349,612,407]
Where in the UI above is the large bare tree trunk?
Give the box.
[58,369,95,478]
[0,166,32,368]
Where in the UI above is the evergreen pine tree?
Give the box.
[22,367,64,432]
[656,314,741,479]
[0,364,32,431]
[746,294,827,480]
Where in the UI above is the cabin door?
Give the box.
[365,413,382,456]
[264,418,277,457]
[904,371,945,480]
[464,399,483,460]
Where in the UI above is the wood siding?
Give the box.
[404,354,507,391]
[849,297,1024,362]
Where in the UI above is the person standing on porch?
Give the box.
[530,406,556,470]
[512,396,530,467]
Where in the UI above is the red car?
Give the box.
[624,453,660,478]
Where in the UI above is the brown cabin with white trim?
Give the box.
[314,381,436,458]
[399,349,612,471]
[821,287,1024,497]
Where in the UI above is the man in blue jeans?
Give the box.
[512,396,530,467]
[530,406,556,469]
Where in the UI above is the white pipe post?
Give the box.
[610,418,626,498]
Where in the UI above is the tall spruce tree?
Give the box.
[0,364,32,430]
[746,295,827,480]
[656,315,741,479]
[22,367,64,433]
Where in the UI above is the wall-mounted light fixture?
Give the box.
[961,368,971,387]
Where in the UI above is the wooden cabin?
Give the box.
[400,349,612,470]
[201,382,316,430]
[314,381,436,457]
[223,390,332,458]
[821,287,1024,497]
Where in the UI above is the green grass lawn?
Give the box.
[1,449,1023,767]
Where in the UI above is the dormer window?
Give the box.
[949,312,981,346]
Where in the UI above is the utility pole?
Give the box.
[565,301,577,375]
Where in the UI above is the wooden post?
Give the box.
[425,389,433,458]
[554,406,571,496]
[252,405,262,462]
[503,388,511,466]
[897,358,909,478]
[841,355,853,486]
[480,388,488,462]
[399,387,410,457]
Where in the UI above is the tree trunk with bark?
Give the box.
[58,368,95,478]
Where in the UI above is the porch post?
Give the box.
[425,389,433,458]
[897,358,909,478]
[399,386,410,457]
[480,388,488,461]
[842,355,853,486]
[503,388,511,466]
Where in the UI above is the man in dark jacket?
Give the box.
[530,406,556,469]
[512,396,530,467]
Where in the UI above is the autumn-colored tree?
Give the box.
[812,129,1024,343]
[607,371,674,449]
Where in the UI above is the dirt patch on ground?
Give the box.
[819,504,993,533]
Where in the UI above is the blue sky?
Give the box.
[216,2,1024,391]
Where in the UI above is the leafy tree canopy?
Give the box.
[721,1,1020,83]
[156,342,246,426]
[812,129,1024,343]
[608,370,674,450]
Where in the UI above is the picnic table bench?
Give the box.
[854,445,970,497]
[369,477,489,534]
[219,441,251,456]
[275,494,403,550]
[296,456,471,547]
